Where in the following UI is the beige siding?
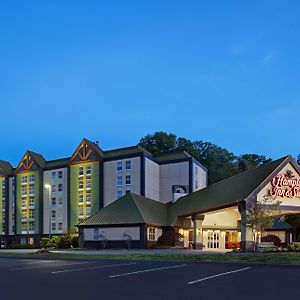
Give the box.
[145,158,160,201]
[43,168,68,234]
[203,208,240,229]
[84,227,140,241]
[159,162,189,202]
[103,157,141,207]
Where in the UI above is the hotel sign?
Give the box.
[269,170,300,198]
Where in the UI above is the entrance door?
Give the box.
[207,230,220,249]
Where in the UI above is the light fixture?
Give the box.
[44,184,51,189]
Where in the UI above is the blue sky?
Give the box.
[1,0,299,166]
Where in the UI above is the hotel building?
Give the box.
[0,138,207,246]
[78,155,300,251]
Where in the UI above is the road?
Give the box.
[0,257,299,300]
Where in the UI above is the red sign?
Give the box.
[269,170,300,198]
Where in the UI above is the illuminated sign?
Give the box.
[269,170,300,198]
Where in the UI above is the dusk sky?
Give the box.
[1,1,299,166]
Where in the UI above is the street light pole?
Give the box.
[44,184,52,239]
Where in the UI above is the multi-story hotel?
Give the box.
[0,138,207,246]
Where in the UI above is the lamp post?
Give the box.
[44,184,52,239]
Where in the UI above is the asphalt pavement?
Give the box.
[0,257,299,300]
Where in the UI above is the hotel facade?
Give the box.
[78,155,300,251]
[0,138,207,246]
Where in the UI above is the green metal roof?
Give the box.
[168,156,290,224]
[269,217,293,230]
[78,193,169,227]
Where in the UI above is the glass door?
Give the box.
[207,230,220,249]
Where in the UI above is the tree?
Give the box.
[237,154,272,172]
[138,131,177,155]
[239,196,282,251]
[297,154,300,165]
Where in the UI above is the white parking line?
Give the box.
[51,262,138,274]
[109,264,188,278]
[187,267,251,285]
[10,261,93,271]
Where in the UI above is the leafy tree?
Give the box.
[138,131,177,155]
[239,196,282,251]
[297,154,300,165]
[237,154,272,172]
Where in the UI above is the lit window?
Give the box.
[125,175,131,186]
[86,179,91,190]
[117,161,122,172]
[22,199,27,209]
[22,176,27,184]
[78,180,84,190]
[29,174,35,183]
[125,160,131,171]
[148,227,156,241]
[78,167,84,177]
[86,193,91,203]
[117,176,122,187]
[86,207,91,217]
[58,171,63,179]
[58,184,63,192]
[78,194,84,203]
[117,191,123,199]
[86,166,91,175]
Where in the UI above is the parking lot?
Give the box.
[0,257,299,299]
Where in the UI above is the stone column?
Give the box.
[239,202,254,252]
[192,215,205,250]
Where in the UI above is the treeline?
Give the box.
[138,131,287,185]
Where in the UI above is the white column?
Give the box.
[192,215,205,250]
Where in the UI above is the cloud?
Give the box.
[260,52,275,63]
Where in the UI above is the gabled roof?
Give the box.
[168,156,291,224]
[27,150,46,168]
[77,193,169,227]
[269,217,293,230]
[0,160,14,176]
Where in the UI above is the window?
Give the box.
[58,223,63,231]
[79,167,84,177]
[78,180,84,190]
[51,171,56,181]
[52,223,56,231]
[126,189,131,194]
[22,199,27,209]
[117,176,122,187]
[20,238,27,245]
[148,227,156,241]
[93,228,99,240]
[29,185,34,195]
[58,184,63,192]
[58,197,63,205]
[29,210,34,219]
[86,192,91,204]
[86,179,91,190]
[58,171,63,179]
[117,191,123,199]
[29,222,34,232]
[78,194,84,203]
[117,161,122,172]
[57,210,62,219]
[22,186,27,196]
[125,175,131,186]
[51,197,56,206]
[51,210,56,219]
[86,166,91,175]
[29,197,35,207]
[52,184,56,193]
[79,207,84,217]
[22,211,27,220]
[22,176,27,184]
[86,207,91,217]
[125,160,131,171]
[29,174,35,183]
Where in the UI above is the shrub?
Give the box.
[71,236,79,248]
[157,229,183,247]
[40,238,50,248]
[261,234,282,247]
[57,235,71,249]
[287,243,300,251]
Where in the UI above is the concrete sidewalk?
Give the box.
[0,248,229,255]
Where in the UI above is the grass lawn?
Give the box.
[1,251,300,265]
